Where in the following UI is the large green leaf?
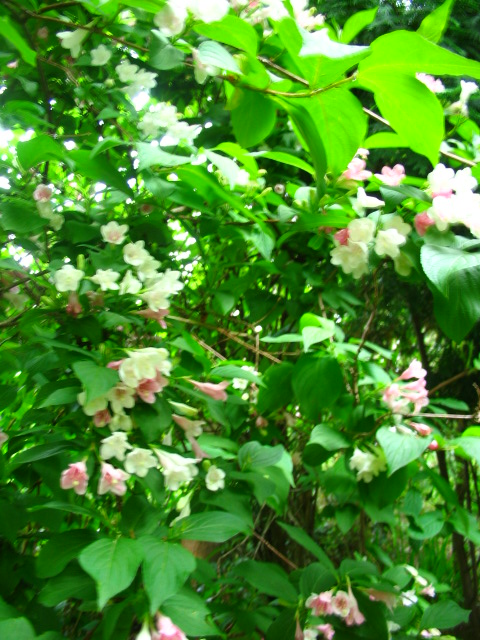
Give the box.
[250,150,314,175]
[17,135,65,170]
[149,30,185,70]
[0,618,36,640]
[358,71,444,165]
[238,442,284,470]
[417,0,456,44]
[230,90,276,148]
[194,15,258,56]
[256,363,294,414]
[69,150,132,195]
[79,538,143,609]
[72,361,119,403]
[171,511,250,542]
[38,565,96,607]
[0,16,36,66]
[197,41,242,75]
[421,600,470,630]
[37,530,99,578]
[136,143,193,170]
[0,202,45,234]
[304,89,367,175]
[292,356,345,421]
[451,436,480,467]
[278,521,334,568]
[377,427,432,476]
[140,537,196,614]
[232,560,298,602]
[359,30,480,79]
[162,589,219,636]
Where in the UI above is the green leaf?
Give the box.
[136,143,193,170]
[340,7,378,44]
[0,16,36,66]
[140,537,196,614]
[39,385,80,408]
[17,135,65,170]
[10,442,70,467]
[421,244,480,341]
[79,538,143,609]
[377,427,432,475]
[299,313,336,351]
[210,364,264,387]
[292,356,345,421]
[69,150,132,195]
[233,560,298,602]
[421,600,470,630]
[162,589,218,636]
[304,89,368,175]
[197,41,242,75]
[0,618,36,640]
[256,363,294,414]
[205,150,242,189]
[149,30,185,70]
[358,71,444,165]
[300,27,369,59]
[231,90,276,148]
[359,30,480,79]
[38,565,96,606]
[418,0,456,44]
[451,436,480,467]
[251,150,314,175]
[238,442,284,470]
[72,361,118,403]
[308,424,351,451]
[0,202,45,234]
[171,511,250,542]
[36,530,99,578]
[278,522,334,568]
[365,131,409,149]
[194,15,258,56]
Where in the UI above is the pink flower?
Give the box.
[375,164,405,186]
[344,586,365,627]
[399,359,427,380]
[416,73,445,93]
[315,624,335,640]
[414,212,435,236]
[190,379,230,401]
[66,292,82,317]
[154,615,187,640]
[408,421,433,436]
[107,359,124,370]
[33,184,53,202]
[187,435,210,460]
[98,462,130,496]
[334,228,349,245]
[428,440,439,451]
[136,308,169,328]
[136,377,163,404]
[60,461,89,495]
[341,157,372,182]
[93,409,111,427]
[366,588,397,609]
[305,591,333,616]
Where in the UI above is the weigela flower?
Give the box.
[109,411,133,432]
[124,448,157,477]
[348,217,375,243]
[60,461,88,495]
[93,409,111,428]
[349,448,386,483]
[414,212,435,236]
[90,44,111,66]
[123,240,151,266]
[153,3,188,37]
[98,462,130,496]
[101,221,129,244]
[154,449,199,490]
[190,379,230,401]
[57,28,88,58]
[137,256,161,282]
[375,164,405,186]
[91,268,121,291]
[136,375,168,403]
[107,383,136,414]
[427,163,455,198]
[374,228,406,259]
[340,157,372,182]
[138,103,180,137]
[330,241,369,279]
[116,60,139,83]
[353,187,385,214]
[305,590,333,616]
[164,121,201,145]
[119,270,142,296]
[172,414,205,437]
[314,624,335,640]
[77,391,108,416]
[33,184,52,202]
[54,264,85,292]
[205,465,226,491]
[100,431,132,461]
[119,348,171,388]
[416,73,445,93]
[154,614,188,640]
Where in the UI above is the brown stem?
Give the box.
[252,531,298,570]
[429,370,477,396]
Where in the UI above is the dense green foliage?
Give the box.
[1,1,480,639]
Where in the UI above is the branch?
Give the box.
[429,370,477,395]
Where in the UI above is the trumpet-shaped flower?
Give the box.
[90,44,112,66]
[60,461,88,495]
[57,28,87,58]
[124,448,157,477]
[100,431,132,461]
[98,462,130,496]
[54,264,85,292]
[154,449,199,490]
[91,269,121,291]
[101,221,129,244]
[349,448,386,483]
[205,465,226,491]
[190,379,230,401]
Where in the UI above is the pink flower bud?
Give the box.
[189,379,230,401]
[428,440,439,451]
[414,212,435,236]
[107,360,124,370]
[93,409,111,428]
[334,228,350,245]
[399,359,427,380]
[66,292,82,317]
[155,615,187,640]
[408,421,433,436]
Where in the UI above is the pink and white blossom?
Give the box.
[154,615,188,640]
[33,184,52,202]
[416,73,445,93]
[98,462,130,496]
[190,379,230,401]
[375,164,405,186]
[101,221,129,245]
[205,465,226,491]
[340,157,372,182]
[414,212,435,236]
[172,414,205,438]
[60,461,89,495]
[305,590,333,616]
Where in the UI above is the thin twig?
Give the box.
[252,531,298,570]
[429,370,477,395]
[409,412,474,420]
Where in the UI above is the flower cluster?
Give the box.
[349,447,387,483]
[153,0,230,38]
[305,585,365,627]
[415,164,480,238]
[303,623,335,640]
[382,358,428,415]
[330,205,412,279]
[116,60,157,96]
[138,102,200,145]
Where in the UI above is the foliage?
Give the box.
[1,1,480,639]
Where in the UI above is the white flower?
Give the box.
[124,70,157,97]
[107,383,136,414]
[153,2,188,37]
[119,348,172,388]
[33,184,52,202]
[154,449,199,490]
[78,391,108,416]
[452,167,477,194]
[205,465,226,491]
[100,431,132,461]
[427,163,455,197]
[349,448,386,483]
[164,121,201,145]
[188,0,230,23]
[374,229,406,259]
[353,187,385,214]
[101,221,129,244]
[57,28,87,58]
[383,215,411,237]
[119,270,142,295]
[401,589,418,607]
[135,622,153,640]
[348,217,375,244]
[109,411,133,432]
[123,240,150,266]
[171,493,192,525]
[90,44,112,66]
[138,103,179,137]
[116,61,139,83]
[91,268,121,291]
[330,242,369,279]
[49,213,64,231]
[460,80,478,104]
[124,448,157,477]
[416,73,445,93]
[172,414,205,438]
[137,256,161,282]
[141,285,170,312]
[54,264,85,292]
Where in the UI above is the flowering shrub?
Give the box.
[1,1,480,639]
